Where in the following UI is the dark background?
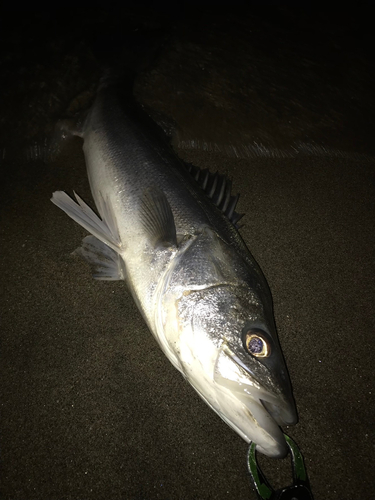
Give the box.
[1,3,374,499]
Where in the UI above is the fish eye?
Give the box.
[243,330,270,358]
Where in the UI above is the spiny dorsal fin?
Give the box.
[184,163,244,227]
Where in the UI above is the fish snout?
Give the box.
[213,341,297,457]
[261,398,298,427]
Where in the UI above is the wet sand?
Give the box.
[1,7,374,499]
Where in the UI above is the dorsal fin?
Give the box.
[184,163,244,227]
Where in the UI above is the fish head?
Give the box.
[170,284,297,458]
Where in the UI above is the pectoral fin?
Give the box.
[139,187,177,248]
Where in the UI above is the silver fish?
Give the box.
[51,76,297,458]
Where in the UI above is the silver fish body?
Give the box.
[52,80,297,458]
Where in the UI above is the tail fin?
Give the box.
[92,27,170,94]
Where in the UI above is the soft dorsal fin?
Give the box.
[184,163,244,226]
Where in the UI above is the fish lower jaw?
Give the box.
[260,398,298,427]
[208,387,288,457]
[218,408,288,458]
[186,371,290,458]
[255,443,288,459]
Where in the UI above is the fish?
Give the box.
[51,72,297,458]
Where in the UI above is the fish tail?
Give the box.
[95,28,170,93]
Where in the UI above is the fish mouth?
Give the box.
[214,342,297,458]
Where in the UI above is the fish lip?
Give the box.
[218,341,297,426]
[214,342,296,457]
[259,398,297,427]
[256,443,288,459]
